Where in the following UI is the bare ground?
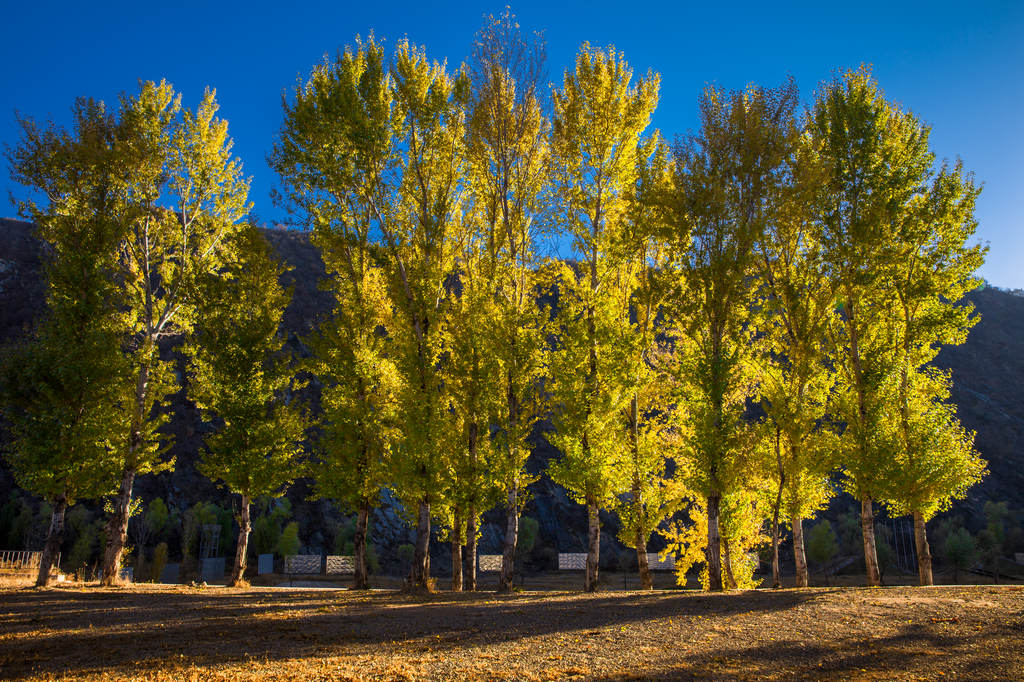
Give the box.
[1,583,1022,680]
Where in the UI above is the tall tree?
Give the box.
[811,67,937,586]
[271,37,401,590]
[753,127,839,588]
[2,98,129,585]
[465,9,550,593]
[884,159,987,585]
[100,81,251,584]
[661,80,797,590]
[546,44,659,592]
[613,132,674,590]
[440,216,504,591]
[383,40,469,591]
[187,226,305,586]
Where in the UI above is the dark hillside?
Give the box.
[935,287,1024,513]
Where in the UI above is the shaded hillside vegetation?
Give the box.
[1,217,1021,574]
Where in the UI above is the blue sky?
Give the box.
[2,1,1021,286]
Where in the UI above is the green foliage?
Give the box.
[883,370,987,520]
[333,517,379,573]
[518,516,539,555]
[463,9,550,521]
[383,39,471,521]
[753,124,840,528]
[271,36,399,517]
[252,503,289,557]
[65,506,101,573]
[396,543,415,568]
[662,79,798,503]
[806,521,838,572]
[151,542,169,582]
[145,498,170,539]
[2,96,132,513]
[976,501,1010,578]
[277,522,301,559]
[943,528,976,582]
[545,43,659,510]
[188,225,305,502]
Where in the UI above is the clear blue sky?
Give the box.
[2,1,1021,286]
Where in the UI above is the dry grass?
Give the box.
[1,582,1022,680]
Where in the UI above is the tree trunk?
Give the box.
[411,499,431,591]
[36,495,67,587]
[230,495,251,587]
[635,529,652,590]
[722,536,737,590]
[451,508,463,592]
[912,510,933,586]
[498,484,518,593]
[629,394,651,591]
[771,430,784,589]
[706,493,724,591]
[101,467,136,585]
[464,508,477,591]
[792,514,808,588]
[585,499,600,592]
[860,496,881,586]
[353,503,370,590]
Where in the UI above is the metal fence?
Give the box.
[646,553,675,571]
[284,554,321,574]
[0,550,59,575]
[478,555,503,572]
[325,556,354,574]
[558,553,588,570]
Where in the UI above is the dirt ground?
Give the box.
[1,582,1022,681]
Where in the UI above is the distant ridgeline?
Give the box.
[1,217,1023,568]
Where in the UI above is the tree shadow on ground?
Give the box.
[595,619,1023,680]
[1,586,1020,679]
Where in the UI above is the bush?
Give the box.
[277,522,300,559]
[151,542,169,582]
[806,521,837,585]
[396,543,415,573]
[944,528,975,584]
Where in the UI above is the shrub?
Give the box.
[806,521,838,585]
[944,528,976,584]
[151,542,169,582]
[277,522,300,559]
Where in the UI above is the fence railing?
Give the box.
[0,550,59,575]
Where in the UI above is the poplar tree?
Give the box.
[546,44,659,592]
[384,41,469,590]
[465,9,549,593]
[754,128,839,588]
[811,67,937,586]
[271,38,401,590]
[101,82,251,584]
[884,368,985,583]
[883,158,987,585]
[187,226,305,587]
[614,133,674,590]
[661,80,797,591]
[440,217,503,591]
[3,98,129,585]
